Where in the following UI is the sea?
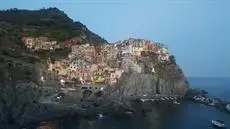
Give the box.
[42,77,230,129]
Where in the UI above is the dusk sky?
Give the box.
[1,0,230,77]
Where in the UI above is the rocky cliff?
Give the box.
[0,8,189,128]
[113,39,189,97]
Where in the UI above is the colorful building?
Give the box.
[21,36,57,51]
[61,38,81,49]
[69,59,89,70]
[92,68,105,84]
[78,68,92,84]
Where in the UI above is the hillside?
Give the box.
[0,7,108,44]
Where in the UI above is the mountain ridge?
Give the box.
[0,7,108,44]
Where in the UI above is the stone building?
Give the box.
[46,59,71,81]
[80,68,93,84]
[92,67,105,84]
[69,59,89,70]
[21,36,57,51]
[84,46,96,63]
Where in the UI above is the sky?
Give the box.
[0,0,230,77]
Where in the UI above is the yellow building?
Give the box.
[92,68,105,84]
[132,45,144,56]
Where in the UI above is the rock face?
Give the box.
[113,39,189,98]
[117,72,188,98]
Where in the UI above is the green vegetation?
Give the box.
[169,55,176,64]
[0,21,81,43]
[0,7,108,44]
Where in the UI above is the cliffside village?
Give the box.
[21,37,171,87]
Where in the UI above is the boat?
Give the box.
[150,99,155,101]
[140,99,149,102]
[160,98,165,101]
[193,96,197,99]
[193,96,201,101]
[209,102,215,106]
[226,104,230,112]
[211,120,226,128]
[200,97,206,102]
[165,97,169,100]
[124,109,135,115]
[125,111,133,115]
[97,113,106,119]
[173,100,180,105]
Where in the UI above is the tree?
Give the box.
[169,55,176,64]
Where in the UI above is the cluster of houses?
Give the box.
[58,37,82,49]
[45,58,124,86]
[114,38,170,62]
[21,36,57,51]
[21,36,83,51]
[26,37,172,87]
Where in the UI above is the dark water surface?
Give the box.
[40,77,230,129]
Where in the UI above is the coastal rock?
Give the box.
[117,72,188,98]
[185,88,208,99]
[188,90,230,114]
